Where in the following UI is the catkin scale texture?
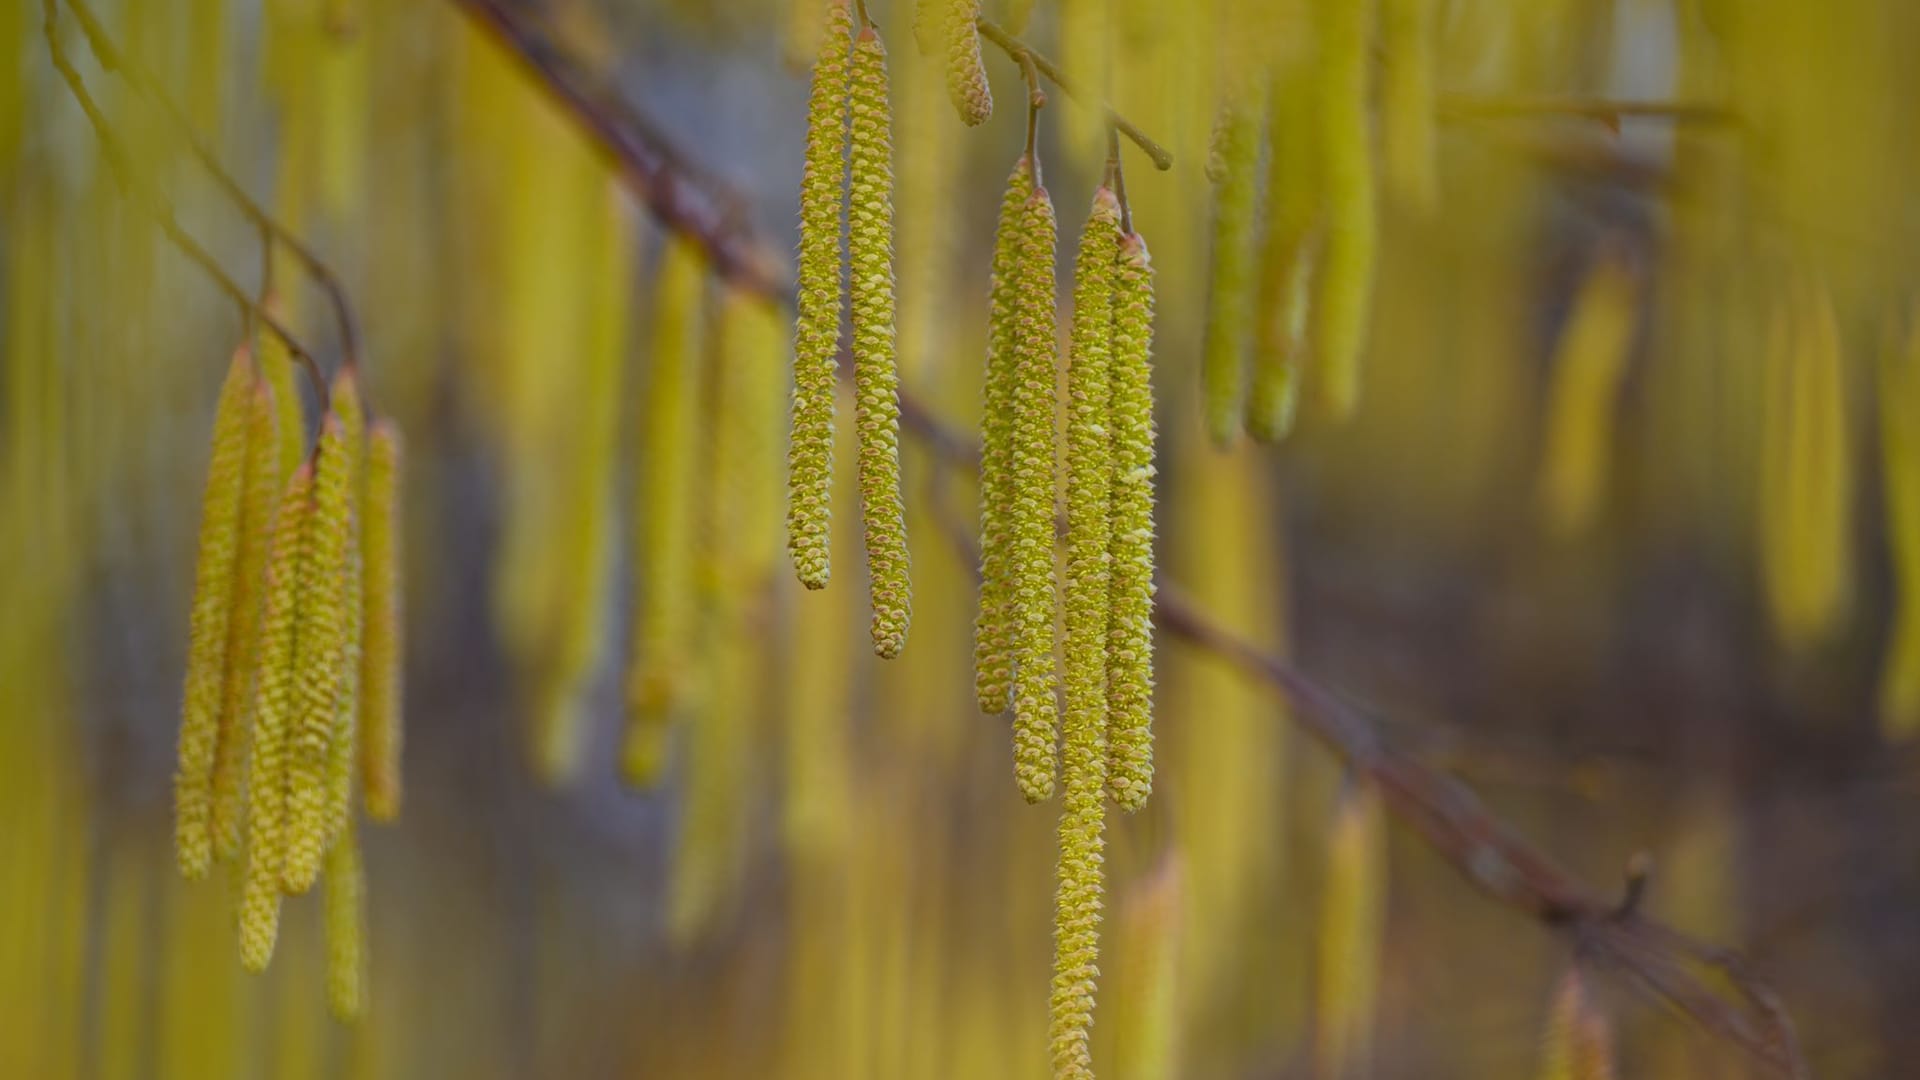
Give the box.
[974,157,1033,715]
[942,0,992,126]
[1314,0,1379,421]
[360,420,404,820]
[787,0,854,591]
[849,28,912,659]
[176,347,257,880]
[1105,232,1158,811]
[1010,187,1061,803]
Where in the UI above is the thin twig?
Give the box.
[42,0,328,407]
[974,16,1172,171]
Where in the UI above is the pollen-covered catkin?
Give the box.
[360,420,405,820]
[323,820,367,1021]
[240,463,314,973]
[1314,0,1379,421]
[1048,187,1122,1080]
[788,0,854,590]
[1010,185,1061,803]
[1201,94,1263,445]
[324,543,364,846]
[284,400,360,896]
[974,157,1034,715]
[625,236,708,786]
[210,377,286,862]
[942,0,992,126]
[1106,230,1158,811]
[177,346,257,880]
[849,27,912,659]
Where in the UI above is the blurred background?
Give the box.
[5,0,1920,1077]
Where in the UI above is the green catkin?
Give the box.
[323,544,364,847]
[974,157,1034,714]
[210,376,285,862]
[625,236,708,786]
[1106,230,1158,811]
[177,347,257,880]
[1049,187,1122,1080]
[1315,782,1388,1080]
[1380,0,1437,212]
[788,0,854,591]
[849,27,912,659]
[1201,95,1263,445]
[240,463,314,973]
[258,296,309,480]
[1010,185,1061,803]
[1247,55,1321,441]
[284,397,359,896]
[942,0,992,126]
[323,820,367,1022]
[360,420,404,820]
[1880,319,1920,737]
[1314,0,1379,421]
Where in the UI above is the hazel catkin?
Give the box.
[788,0,854,591]
[323,819,367,1021]
[974,156,1034,715]
[1879,318,1920,737]
[942,0,992,127]
[360,419,405,820]
[1381,0,1438,213]
[849,26,912,659]
[1247,57,1320,442]
[1201,94,1263,445]
[176,346,258,880]
[1314,0,1379,421]
[1539,968,1616,1080]
[1010,184,1061,803]
[1105,229,1158,811]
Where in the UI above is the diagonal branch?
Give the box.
[437,4,1807,1075]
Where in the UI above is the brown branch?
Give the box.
[435,4,1805,1075]
[974,16,1173,171]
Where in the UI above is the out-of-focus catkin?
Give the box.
[210,377,286,862]
[1248,55,1321,441]
[848,27,912,659]
[360,420,404,819]
[177,347,257,880]
[258,297,309,480]
[1313,0,1379,421]
[974,156,1033,715]
[1106,853,1183,1080]
[1049,187,1122,1080]
[941,0,992,126]
[1380,0,1437,212]
[1106,229,1157,811]
[240,463,314,973]
[1880,318,1920,737]
[1201,94,1263,445]
[1314,782,1387,1080]
[1538,968,1616,1080]
[323,820,367,1022]
[788,0,854,591]
[1537,255,1639,536]
[1010,185,1061,803]
[626,236,708,786]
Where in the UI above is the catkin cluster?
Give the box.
[175,352,404,1018]
[787,0,912,659]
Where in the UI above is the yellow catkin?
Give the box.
[1049,187,1122,1080]
[360,420,405,820]
[942,0,992,126]
[1537,254,1639,536]
[788,0,854,591]
[1314,782,1387,1080]
[1010,184,1061,803]
[974,156,1034,715]
[323,820,367,1022]
[1106,854,1183,1080]
[210,375,285,862]
[258,295,309,480]
[1247,53,1321,441]
[323,543,364,847]
[177,346,257,880]
[1314,0,1379,421]
[1106,229,1158,811]
[1880,318,1920,737]
[625,235,708,786]
[1538,968,1616,1080]
[240,463,314,973]
[849,27,912,659]
[1201,94,1263,445]
[1380,0,1437,212]
[284,396,360,896]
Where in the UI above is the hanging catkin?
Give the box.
[323,542,365,846]
[1380,0,1437,212]
[360,419,404,820]
[1880,318,1920,737]
[1314,0,1379,421]
[1247,55,1321,442]
[323,819,367,1021]
[1537,255,1638,536]
[1538,968,1616,1080]
[176,346,257,880]
[625,236,708,786]
[240,463,314,973]
[210,376,286,862]
[1048,186,1122,1080]
[849,26,912,659]
[1201,94,1263,445]
[1010,183,1061,803]
[1106,228,1158,811]
[974,156,1034,715]
[259,297,310,479]
[284,381,364,896]
[1314,782,1388,1080]
[788,0,854,591]
[941,0,992,126]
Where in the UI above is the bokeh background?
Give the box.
[5,0,1920,1077]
